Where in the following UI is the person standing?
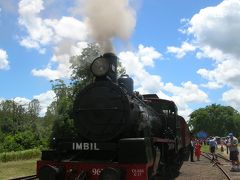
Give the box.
[227,133,240,171]
[209,137,217,161]
[225,136,230,154]
[194,140,202,161]
[190,138,195,162]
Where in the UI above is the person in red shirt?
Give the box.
[194,140,202,161]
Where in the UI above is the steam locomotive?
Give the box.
[37,53,191,180]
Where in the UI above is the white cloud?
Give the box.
[12,91,55,116]
[138,44,162,66]
[164,81,209,104]
[200,81,222,89]
[18,0,89,80]
[32,41,88,80]
[0,49,10,70]
[20,37,46,54]
[222,89,240,111]
[163,81,209,120]
[32,68,63,80]
[18,0,88,51]
[185,0,240,87]
[33,90,56,116]
[169,0,240,110]
[118,44,163,93]
[119,45,209,120]
[167,41,196,59]
[13,97,31,109]
[188,0,240,59]
[197,59,240,89]
[49,16,87,41]
[18,0,54,52]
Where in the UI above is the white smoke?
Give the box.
[79,0,136,52]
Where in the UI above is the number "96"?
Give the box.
[92,168,102,175]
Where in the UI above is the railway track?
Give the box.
[216,152,232,163]
[202,152,232,180]
[8,174,38,180]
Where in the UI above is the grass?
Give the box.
[201,144,210,153]
[0,158,39,180]
[201,144,229,157]
[0,149,41,162]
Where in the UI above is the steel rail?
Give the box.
[8,174,38,180]
[216,153,232,162]
[201,152,232,180]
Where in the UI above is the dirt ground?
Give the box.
[175,151,240,180]
[175,158,229,180]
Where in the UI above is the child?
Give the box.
[195,140,202,161]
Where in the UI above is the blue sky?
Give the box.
[1,0,240,119]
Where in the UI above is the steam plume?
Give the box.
[81,0,136,52]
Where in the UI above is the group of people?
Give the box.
[190,133,240,172]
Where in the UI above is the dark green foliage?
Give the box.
[49,79,77,144]
[70,43,102,91]
[188,104,240,137]
[0,99,48,153]
[2,131,40,151]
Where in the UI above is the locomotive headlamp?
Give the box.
[90,56,110,77]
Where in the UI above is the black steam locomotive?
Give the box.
[37,53,191,180]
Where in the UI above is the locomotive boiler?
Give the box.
[37,53,190,180]
[73,53,162,142]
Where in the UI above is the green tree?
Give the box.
[0,100,27,134]
[188,104,240,137]
[0,99,47,152]
[49,79,76,142]
[28,99,40,118]
[70,43,102,90]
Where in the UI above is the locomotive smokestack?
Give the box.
[103,53,118,82]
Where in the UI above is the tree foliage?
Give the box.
[49,79,76,142]
[188,104,240,137]
[70,43,102,90]
[0,100,45,152]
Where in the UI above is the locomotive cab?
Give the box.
[143,95,178,139]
